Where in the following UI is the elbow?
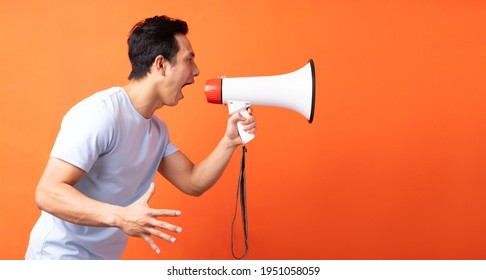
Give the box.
[190,191,204,197]
[35,187,46,211]
[186,186,205,197]
[186,180,211,197]
[34,182,50,212]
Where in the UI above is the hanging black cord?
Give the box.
[231,145,249,259]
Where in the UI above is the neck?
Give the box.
[122,79,163,119]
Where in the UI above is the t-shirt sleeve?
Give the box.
[158,116,178,158]
[164,139,178,158]
[50,102,114,172]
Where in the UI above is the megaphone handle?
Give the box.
[228,100,255,144]
[236,109,255,144]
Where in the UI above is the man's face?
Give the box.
[162,34,200,106]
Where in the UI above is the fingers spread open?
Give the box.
[142,234,160,254]
[151,219,183,234]
[147,227,177,243]
[151,209,182,217]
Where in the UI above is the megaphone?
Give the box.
[205,59,316,144]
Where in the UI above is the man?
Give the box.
[25,15,256,259]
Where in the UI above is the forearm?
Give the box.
[189,136,239,193]
[160,110,255,196]
[36,181,121,227]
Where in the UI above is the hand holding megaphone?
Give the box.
[205,59,315,144]
[228,100,255,144]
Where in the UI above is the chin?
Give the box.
[165,101,178,107]
[170,99,181,106]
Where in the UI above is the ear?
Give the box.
[154,55,168,75]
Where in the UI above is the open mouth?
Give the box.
[181,81,193,91]
[178,82,193,100]
[182,80,194,88]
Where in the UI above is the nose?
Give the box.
[193,63,200,77]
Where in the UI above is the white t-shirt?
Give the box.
[25,86,178,259]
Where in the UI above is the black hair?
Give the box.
[127,15,188,80]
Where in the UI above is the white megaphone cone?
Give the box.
[205,59,316,144]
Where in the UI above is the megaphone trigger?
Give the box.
[228,100,251,115]
[228,100,255,144]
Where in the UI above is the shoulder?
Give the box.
[62,87,122,129]
[51,88,123,168]
[58,88,121,151]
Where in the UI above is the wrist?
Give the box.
[221,135,240,150]
[102,203,123,228]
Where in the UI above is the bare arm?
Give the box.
[35,157,119,226]
[35,157,182,254]
[159,109,256,196]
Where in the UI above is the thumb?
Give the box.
[229,111,244,123]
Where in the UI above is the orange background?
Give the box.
[1,0,485,259]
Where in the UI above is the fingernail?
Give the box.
[176,227,182,233]
[176,211,182,216]
[170,237,176,243]
[156,249,160,254]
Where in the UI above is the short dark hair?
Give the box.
[127,15,188,80]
